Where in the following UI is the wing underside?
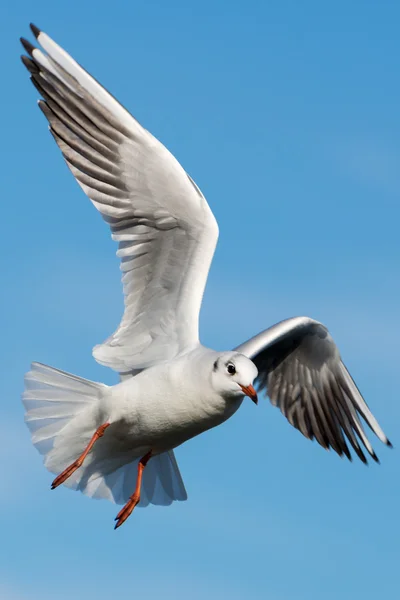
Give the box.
[235,317,391,463]
[21,24,219,373]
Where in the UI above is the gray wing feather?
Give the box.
[20,27,219,374]
[235,317,391,463]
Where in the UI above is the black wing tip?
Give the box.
[371,452,380,464]
[386,439,393,449]
[20,54,38,73]
[30,23,41,38]
[357,449,368,465]
[20,37,36,56]
[342,448,352,462]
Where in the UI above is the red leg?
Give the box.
[114,451,152,530]
[51,422,110,490]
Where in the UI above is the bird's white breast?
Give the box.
[101,348,243,454]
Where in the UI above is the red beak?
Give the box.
[239,384,258,405]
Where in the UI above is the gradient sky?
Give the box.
[1,1,400,599]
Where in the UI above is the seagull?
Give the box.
[20,24,391,529]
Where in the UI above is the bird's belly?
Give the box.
[109,392,241,455]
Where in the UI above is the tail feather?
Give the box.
[73,450,187,506]
[140,451,187,506]
[24,362,103,396]
[23,362,105,456]
[22,362,188,507]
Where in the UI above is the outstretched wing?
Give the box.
[235,317,391,463]
[21,25,219,374]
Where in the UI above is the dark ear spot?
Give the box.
[213,360,218,371]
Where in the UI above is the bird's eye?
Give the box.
[227,363,236,375]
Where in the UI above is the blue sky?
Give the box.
[1,1,400,598]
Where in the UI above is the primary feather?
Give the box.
[21,25,219,375]
[235,317,392,463]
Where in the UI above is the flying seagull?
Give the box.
[20,24,391,529]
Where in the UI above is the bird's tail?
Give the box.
[23,361,105,461]
[22,362,187,507]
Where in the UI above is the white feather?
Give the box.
[23,362,187,506]
[29,27,219,374]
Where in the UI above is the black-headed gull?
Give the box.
[20,24,391,529]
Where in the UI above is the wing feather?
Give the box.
[235,317,391,463]
[21,25,219,373]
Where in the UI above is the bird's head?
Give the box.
[211,352,258,404]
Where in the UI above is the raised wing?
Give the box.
[20,24,219,374]
[235,317,391,463]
